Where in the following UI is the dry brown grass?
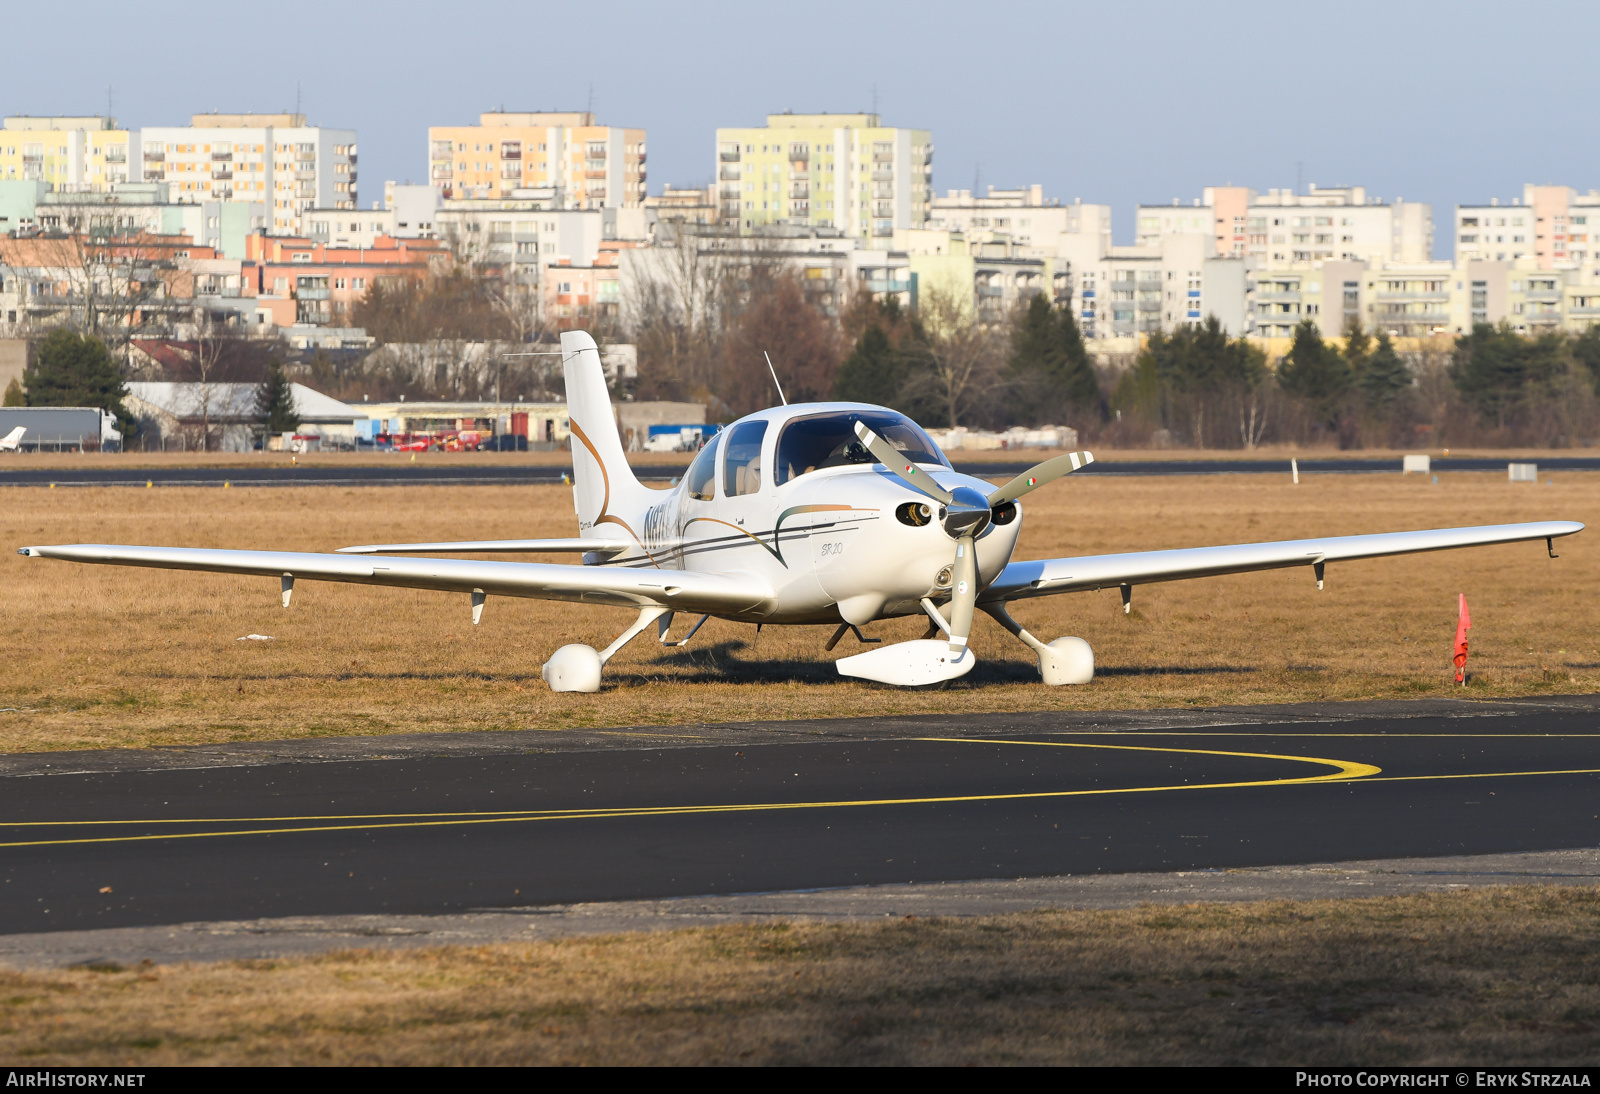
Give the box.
[1,472,1595,753]
[2,887,1597,1065]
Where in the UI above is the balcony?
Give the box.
[788,169,808,181]
[789,203,809,216]
[1376,291,1449,301]
[720,151,741,162]
[872,203,894,217]
[789,186,810,199]
[585,169,607,179]
[500,150,521,160]
[977,284,1004,298]
[871,170,894,182]
[872,153,894,163]
[296,152,316,163]
[295,168,317,180]
[1138,298,1161,312]
[1254,291,1302,302]
[431,166,452,179]
[721,203,742,218]
[865,279,910,294]
[719,168,741,181]
[144,170,165,181]
[1525,290,1562,303]
[296,288,330,300]
[211,170,233,180]
[211,152,232,161]
[143,151,165,162]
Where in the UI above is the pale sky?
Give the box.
[11,0,1597,256]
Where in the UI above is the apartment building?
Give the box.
[1138,185,1433,266]
[715,113,932,239]
[1454,185,1600,268]
[427,112,645,209]
[0,117,138,192]
[245,234,448,328]
[927,186,1112,255]
[139,114,357,232]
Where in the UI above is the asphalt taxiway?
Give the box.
[1,695,1597,949]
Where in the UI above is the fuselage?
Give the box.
[594,402,1023,625]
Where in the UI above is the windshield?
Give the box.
[683,433,719,500]
[775,410,949,486]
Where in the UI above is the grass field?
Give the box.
[1,470,1594,753]
[2,887,1597,1065]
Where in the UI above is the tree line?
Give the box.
[16,247,1600,450]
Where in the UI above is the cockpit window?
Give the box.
[684,433,719,501]
[775,411,949,486]
[722,420,768,497]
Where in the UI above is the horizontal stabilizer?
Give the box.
[336,539,626,555]
[835,639,975,687]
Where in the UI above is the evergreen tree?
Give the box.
[833,325,905,406]
[1341,318,1372,382]
[1276,319,1352,425]
[1570,325,1600,395]
[1359,332,1410,413]
[1449,322,1563,429]
[1053,301,1102,415]
[1005,293,1101,424]
[24,329,129,426]
[257,359,301,435]
[2,377,22,407]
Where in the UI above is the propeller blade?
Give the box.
[947,532,978,659]
[986,450,1095,507]
[853,422,954,505]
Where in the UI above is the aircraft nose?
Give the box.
[942,485,992,539]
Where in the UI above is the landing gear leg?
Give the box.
[543,605,671,693]
[981,603,1094,685]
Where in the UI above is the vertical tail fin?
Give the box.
[561,330,658,541]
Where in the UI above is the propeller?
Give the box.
[853,421,1094,660]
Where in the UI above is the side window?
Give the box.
[684,435,719,501]
[722,420,768,497]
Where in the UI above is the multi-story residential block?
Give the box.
[139,114,356,232]
[303,207,397,249]
[927,186,1112,255]
[427,112,645,209]
[1454,185,1600,268]
[644,185,718,226]
[1139,185,1432,267]
[383,182,440,238]
[27,183,265,258]
[245,234,448,328]
[714,113,932,239]
[0,117,139,192]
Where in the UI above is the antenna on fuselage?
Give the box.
[763,351,788,406]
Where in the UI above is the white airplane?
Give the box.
[0,426,24,452]
[18,330,1584,691]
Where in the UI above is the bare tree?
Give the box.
[907,287,1003,428]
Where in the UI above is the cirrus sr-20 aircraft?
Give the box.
[20,330,1584,691]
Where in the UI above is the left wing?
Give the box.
[336,538,626,556]
[18,544,772,614]
[983,521,1582,603]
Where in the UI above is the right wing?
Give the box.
[983,521,1583,603]
[337,538,626,556]
[18,544,771,614]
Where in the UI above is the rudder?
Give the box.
[561,330,657,539]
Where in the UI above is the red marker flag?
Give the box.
[1453,593,1472,684]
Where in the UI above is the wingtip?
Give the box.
[334,546,375,555]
